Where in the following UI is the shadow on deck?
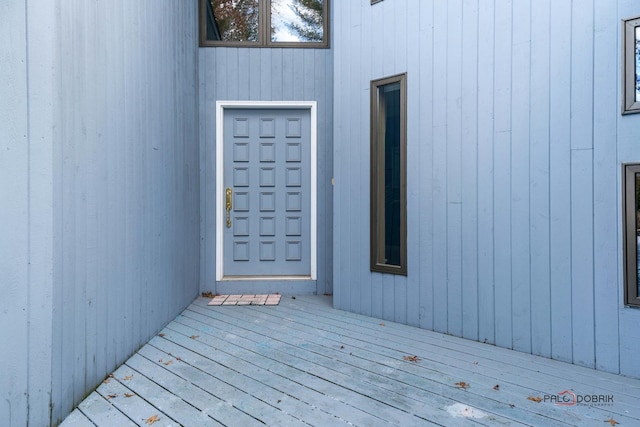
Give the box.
[62,295,640,426]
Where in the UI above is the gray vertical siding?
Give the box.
[0,1,200,425]
[333,0,640,379]
[51,2,200,423]
[199,47,334,295]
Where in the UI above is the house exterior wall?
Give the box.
[199,47,334,296]
[0,1,200,425]
[333,0,640,379]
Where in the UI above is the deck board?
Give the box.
[63,295,640,427]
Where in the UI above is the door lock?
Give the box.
[225,187,233,228]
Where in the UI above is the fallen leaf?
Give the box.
[528,396,542,403]
[176,357,182,361]
[509,404,515,408]
[158,359,163,363]
[124,393,135,398]
[103,378,110,384]
[379,322,385,327]
[164,360,173,366]
[106,394,117,400]
[455,381,470,389]
[201,291,215,298]
[277,399,282,403]
[123,375,133,381]
[403,355,420,363]
[190,335,199,340]
[158,333,166,337]
[145,415,160,425]
[493,384,500,390]
[605,419,619,426]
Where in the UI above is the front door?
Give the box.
[221,107,313,278]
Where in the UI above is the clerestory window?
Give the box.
[200,0,329,48]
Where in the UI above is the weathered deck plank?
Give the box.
[63,296,640,427]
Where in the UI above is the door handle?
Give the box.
[225,187,233,228]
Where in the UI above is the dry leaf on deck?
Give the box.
[455,381,470,389]
[190,335,199,340]
[158,333,166,337]
[124,393,135,398]
[605,419,619,426]
[123,375,133,381]
[106,394,117,400]
[379,322,385,327]
[145,414,160,425]
[527,396,542,403]
[164,360,173,366]
[403,355,420,362]
[201,291,215,298]
[493,384,500,390]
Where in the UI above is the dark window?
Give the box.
[623,164,640,307]
[622,16,640,114]
[370,74,407,275]
[200,0,329,48]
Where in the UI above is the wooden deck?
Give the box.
[61,295,640,426]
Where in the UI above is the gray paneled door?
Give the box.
[223,108,311,277]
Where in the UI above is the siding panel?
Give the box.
[476,0,496,345]
[529,0,552,358]
[548,0,573,364]
[592,0,620,373]
[510,0,532,354]
[461,0,479,341]
[0,1,30,425]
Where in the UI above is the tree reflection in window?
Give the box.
[271,0,324,42]
[208,0,259,42]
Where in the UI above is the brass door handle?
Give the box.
[225,187,233,228]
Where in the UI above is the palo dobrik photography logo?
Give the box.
[542,390,614,407]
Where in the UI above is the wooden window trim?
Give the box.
[370,73,407,276]
[199,0,330,48]
[622,163,640,307]
[622,17,640,114]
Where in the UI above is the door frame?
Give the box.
[215,101,318,281]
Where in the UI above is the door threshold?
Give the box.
[221,275,313,281]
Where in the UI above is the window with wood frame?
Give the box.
[622,163,640,307]
[370,74,407,275]
[200,0,329,48]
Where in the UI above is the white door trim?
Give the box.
[215,101,318,281]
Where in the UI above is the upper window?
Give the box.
[622,16,640,114]
[200,0,329,48]
[622,163,640,307]
[370,74,407,276]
